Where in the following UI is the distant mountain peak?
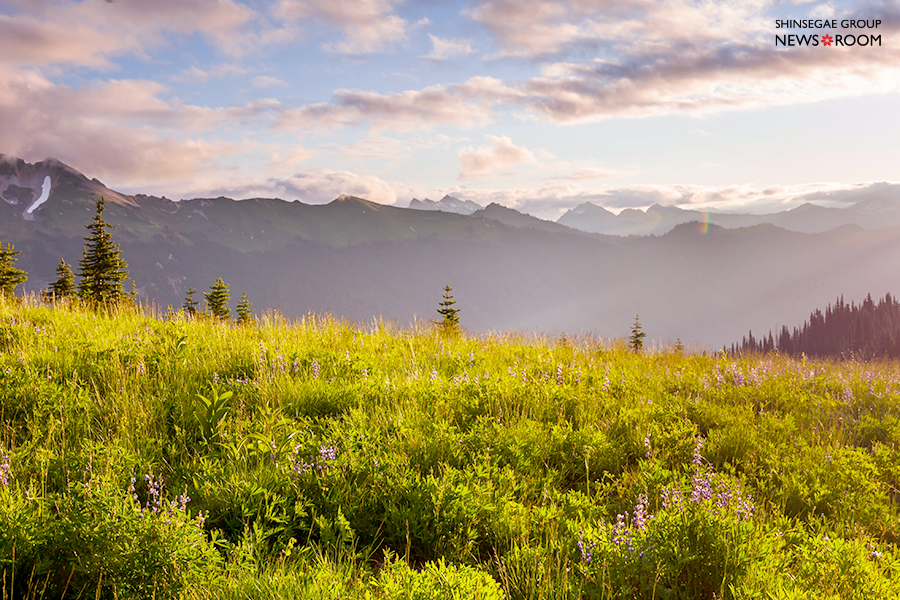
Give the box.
[0,155,136,221]
[408,195,481,215]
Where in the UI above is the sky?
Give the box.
[1,0,899,219]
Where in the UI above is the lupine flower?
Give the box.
[633,494,650,531]
[556,365,564,385]
[611,513,629,547]
[644,434,652,459]
[311,359,320,379]
[661,486,683,509]
[178,489,191,512]
[0,452,10,486]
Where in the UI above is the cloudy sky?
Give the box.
[1,0,899,218]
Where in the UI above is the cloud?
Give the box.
[252,75,286,88]
[275,1,899,132]
[277,77,519,131]
[276,0,409,54]
[426,181,900,221]
[555,168,629,181]
[458,135,537,179]
[519,41,900,122]
[172,64,249,83]
[810,4,836,18]
[424,35,476,60]
[0,0,260,67]
[0,66,276,187]
[183,168,421,207]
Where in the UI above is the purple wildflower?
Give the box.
[0,452,10,486]
[633,494,650,531]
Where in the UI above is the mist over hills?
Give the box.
[2,155,899,348]
[557,195,900,236]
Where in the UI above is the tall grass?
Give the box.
[1,294,899,599]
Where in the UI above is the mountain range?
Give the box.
[2,155,899,349]
[556,196,900,236]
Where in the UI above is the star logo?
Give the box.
[821,34,834,46]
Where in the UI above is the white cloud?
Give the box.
[0,0,261,67]
[810,4,836,18]
[277,0,409,54]
[458,135,537,179]
[277,77,518,131]
[424,34,476,60]
[0,66,277,187]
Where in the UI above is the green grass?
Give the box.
[1,294,899,599]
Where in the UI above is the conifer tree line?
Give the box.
[182,278,255,324]
[0,197,131,303]
[732,293,900,358]
[0,196,257,323]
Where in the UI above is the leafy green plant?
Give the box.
[196,382,233,445]
[377,553,505,600]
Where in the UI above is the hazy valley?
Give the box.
[3,155,900,349]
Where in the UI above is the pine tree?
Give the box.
[43,258,75,301]
[629,315,646,352]
[434,285,460,335]
[204,278,230,320]
[0,241,27,296]
[182,288,199,318]
[78,198,129,304]
[236,292,254,324]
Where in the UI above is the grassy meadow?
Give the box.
[1,294,899,599]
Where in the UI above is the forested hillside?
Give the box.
[734,293,900,358]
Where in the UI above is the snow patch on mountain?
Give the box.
[408,195,482,215]
[26,176,51,214]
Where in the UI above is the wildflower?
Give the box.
[643,434,652,459]
[612,513,629,548]
[556,365,563,385]
[178,489,191,512]
[633,494,650,531]
[311,359,320,379]
[660,487,683,509]
[0,452,11,486]
[319,445,337,463]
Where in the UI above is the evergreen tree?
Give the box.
[236,292,254,324]
[78,198,129,304]
[434,285,461,334]
[204,278,230,320]
[182,288,199,318]
[0,241,27,296]
[43,258,75,301]
[629,315,646,352]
